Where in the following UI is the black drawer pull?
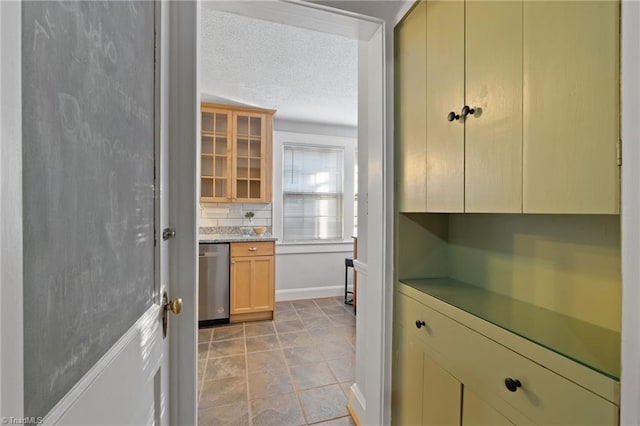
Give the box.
[415,320,426,329]
[505,377,521,392]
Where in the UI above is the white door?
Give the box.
[0,1,197,424]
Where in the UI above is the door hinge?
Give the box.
[617,139,622,166]
[162,228,176,240]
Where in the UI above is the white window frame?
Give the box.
[273,130,357,246]
[282,144,344,242]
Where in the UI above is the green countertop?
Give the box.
[400,277,620,380]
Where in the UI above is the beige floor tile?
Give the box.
[247,349,287,373]
[326,357,355,383]
[298,384,349,424]
[245,321,276,337]
[275,319,305,333]
[319,305,347,316]
[250,393,305,426]
[283,345,325,367]
[212,324,244,341]
[198,358,207,382]
[204,355,246,381]
[246,335,280,353]
[308,328,350,343]
[300,316,334,329]
[319,340,355,361]
[248,368,294,400]
[198,328,213,343]
[327,314,356,327]
[313,297,341,307]
[312,415,355,425]
[198,401,250,426]
[209,338,245,358]
[198,343,210,361]
[278,331,315,348]
[200,376,247,409]
[274,310,300,322]
[276,301,295,312]
[290,362,337,390]
[296,307,326,320]
[292,299,317,310]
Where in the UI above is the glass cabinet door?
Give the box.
[201,108,232,201]
[233,112,265,202]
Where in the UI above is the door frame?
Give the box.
[621,1,640,424]
[0,1,198,424]
[0,0,25,416]
[199,1,387,424]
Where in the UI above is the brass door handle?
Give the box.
[162,292,182,338]
[248,247,258,251]
[165,297,183,315]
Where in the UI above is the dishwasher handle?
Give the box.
[199,252,222,258]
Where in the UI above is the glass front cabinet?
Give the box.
[200,103,274,203]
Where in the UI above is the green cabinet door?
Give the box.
[395,1,427,213]
[523,1,620,213]
[425,0,464,212]
[465,1,523,213]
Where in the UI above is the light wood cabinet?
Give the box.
[523,1,620,214]
[395,0,619,214]
[200,103,274,203]
[230,241,274,322]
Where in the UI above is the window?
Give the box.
[283,145,343,241]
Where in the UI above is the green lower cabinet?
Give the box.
[394,325,462,426]
[462,388,514,426]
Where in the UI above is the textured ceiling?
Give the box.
[200,5,358,126]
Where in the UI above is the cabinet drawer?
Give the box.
[397,292,618,425]
[231,241,274,257]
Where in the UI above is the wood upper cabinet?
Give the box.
[230,241,274,322]
[200,103,274,203]
[523,1,620,214]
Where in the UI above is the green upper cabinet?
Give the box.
[395,0,619,214]
[425,0,465,212]
[465,1,523,213]
[395,1,427,213]
[523,1,620,214]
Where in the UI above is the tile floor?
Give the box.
[198,297,357,426]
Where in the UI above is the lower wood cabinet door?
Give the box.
[230,255,274,314]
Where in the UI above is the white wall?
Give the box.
[272,128,357,300]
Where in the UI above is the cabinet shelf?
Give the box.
[399,277,620,380]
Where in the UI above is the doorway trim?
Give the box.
[198,1,388,424]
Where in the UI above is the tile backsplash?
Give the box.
[200,202,272,228]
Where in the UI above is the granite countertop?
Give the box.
[199,234,277,243]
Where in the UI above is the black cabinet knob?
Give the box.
[461,105,476,117]
[504,378,522,392]
[447,111,460,122]
[415,320,426,329]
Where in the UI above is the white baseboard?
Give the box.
[275,285,348,301]
[348,382,366,424]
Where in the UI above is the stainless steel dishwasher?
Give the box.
[198,243,230,327]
